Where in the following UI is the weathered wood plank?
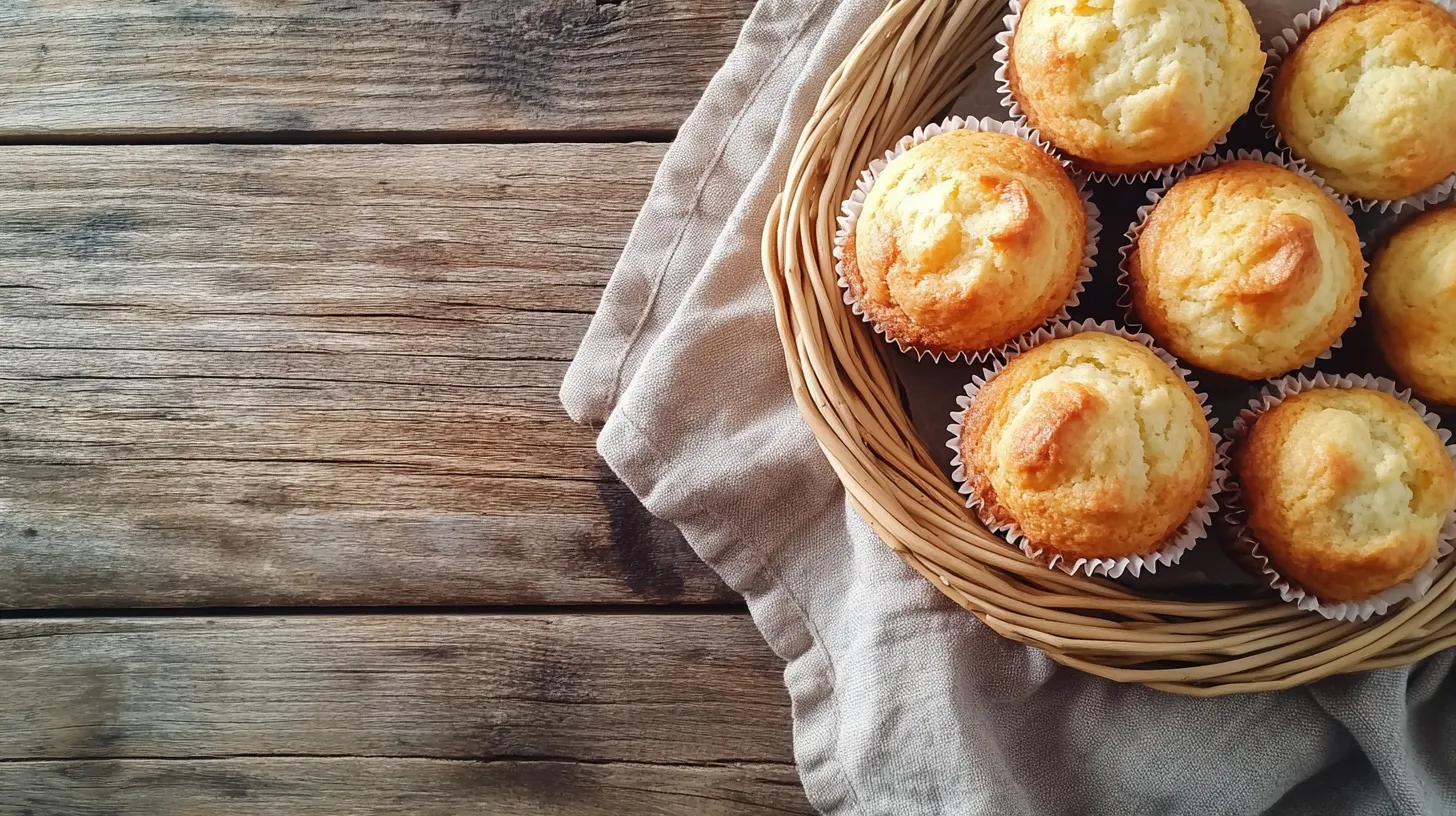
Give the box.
[0,144,734,608]
[0,757,814,816]
[0,0,754,138]
[0,615,793,765]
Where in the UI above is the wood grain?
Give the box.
[0,614,807,814]
[0,7,794,811]
[0,0,755,138]
[0,144,734,608]
[0,615,793,764]
[0,757,813,816]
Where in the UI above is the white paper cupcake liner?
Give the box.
[1219,372,1456,621]
[1364,189,1456,252]
[832,116,1101,364]
[1256,0,1456,214]
[991,0,1232,185]
[945,318,1228,579]
[1115,150,1366,374]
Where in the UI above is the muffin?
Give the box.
[1007,0,1264,175]
[959,331,1215,561]
[1127,160,1365,379]
[843,129,1086,356]
[1370,206,1456,406]
[1271,0,1456,201]
[1236,387,1456,603]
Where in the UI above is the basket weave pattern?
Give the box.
[759,0,1456,695]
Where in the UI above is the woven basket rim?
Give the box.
[758,0,1456,695]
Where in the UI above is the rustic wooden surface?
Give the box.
[0,2,814,813]
[0,616,792,762]
[0,143,734,610]
[1,759,808,816]
[0,616,804,814]
[0,0,755,139]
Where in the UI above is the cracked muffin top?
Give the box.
[1127,160,1365,380]
[959,331,1215,560]
[842,129,1086,356]
[1271,0,1456,201]
[1236,387,1456,602]
[1370,206,1456,406]
[1008,0,1264,175]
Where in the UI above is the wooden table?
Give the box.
[0,3,814,813]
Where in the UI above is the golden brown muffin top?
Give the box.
[1129,160,1365,379]
[1272,0,1456,200]
[844,129,1085,356]
[960,332,1214,560]
[1008,0,1264,174]
[1237,387,1456,602]
[1371,206,1456,406]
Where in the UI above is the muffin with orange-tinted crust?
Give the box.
[1271,0,1456,201]
[1235,387,1456,603]
[1007,0,1264,175]
[1126,160,1364,379]
[958,331,1215,562]
[1370,206,1456,406]
[841,128,1086,357]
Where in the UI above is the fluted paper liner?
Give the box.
[1256,0,1456,213]
[946,319,1228,578]
[991,0,1233,184]
[1115,150,1366,374]
[833,116,1101,364]
[1365,189,1456,251]
[1219,372,1456,621]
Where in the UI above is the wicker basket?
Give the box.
[759,0,1456,695]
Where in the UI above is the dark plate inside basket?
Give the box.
[892,108,1456,598]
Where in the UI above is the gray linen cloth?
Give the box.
[561,1,1456,813]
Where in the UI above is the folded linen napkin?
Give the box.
[562,2,1456,813]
